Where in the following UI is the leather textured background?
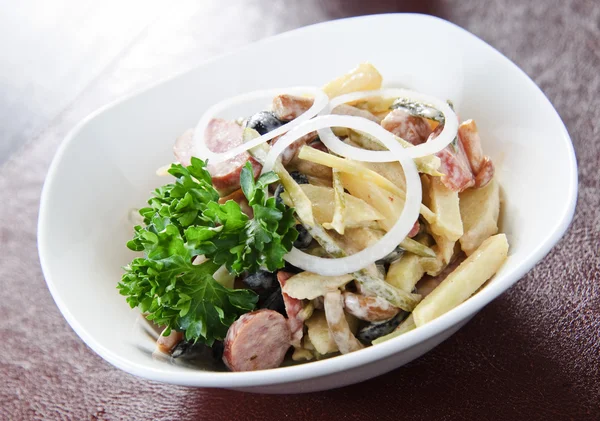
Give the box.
[1,1,598,420]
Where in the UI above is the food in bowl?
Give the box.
[118,63,508,372]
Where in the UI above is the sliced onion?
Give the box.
[263,115,421,277]
[318,88,458,159]
[192,87,328,163]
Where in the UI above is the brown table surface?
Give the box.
[1,1,599,420]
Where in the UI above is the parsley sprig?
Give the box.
[118,158,297,345]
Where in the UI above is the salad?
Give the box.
[118,63,508,372]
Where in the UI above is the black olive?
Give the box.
[242,270,276,290]
[260,287,286,316]
[293,224,313,249]
[171,340,189,358]
[212,340,224,361]
[171,340,212,360]
[274,183,284,206]
[246,111,286,135]
[255,285,276,305]
[356,312,408,343]
[289,171,309,185]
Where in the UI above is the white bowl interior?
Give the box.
[38,14,576,391]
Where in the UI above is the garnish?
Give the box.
[118,158,297,344]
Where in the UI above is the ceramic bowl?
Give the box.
[38,14,577,393]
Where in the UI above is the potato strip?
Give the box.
[282,272,354,300]
[323,169,347,234]
[298,146,403,197]
[412,234,509,326]
[324,291,364,354]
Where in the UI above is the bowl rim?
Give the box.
[38,13,578,388]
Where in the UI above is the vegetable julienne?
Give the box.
[261,114,421,277]
[120,62,508,372]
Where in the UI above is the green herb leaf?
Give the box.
[240,162,255,202]
[135,157,219,236]
[118,223,256,345]
[119,156,298,344]
[256,172,279,189]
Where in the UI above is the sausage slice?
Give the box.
[272,94,314,121]
[172,120,262,195]
[381,108,432,145]
[277,271,305,348]
[222,309,291,371]
[343,292,400,322]
[428,124,475,192]
[458,120,495,188]
[204,118,262,194]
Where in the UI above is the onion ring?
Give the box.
[193,87,328,163]
[263,115,421,276]
[318,88,458,159]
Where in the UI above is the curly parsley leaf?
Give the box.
[237,162,297,272]
[185,162,297,274]
[118,222,256,345]
[119,157,297,344]
[138,158,219,235]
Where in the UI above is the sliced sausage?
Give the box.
[381,109,432,145]
[436,146,475,192]
[156,328,184,354]
[458,119,495,188]
[324,290,364,354]
[458,119,485,174]
[342,292,400,322]
[222,309,291,371]
[272,94,314,121]
[474,157,494,188]
[408,220,420,238]
[428,123,475,192]
[271,131,318,165]
[308,138,328,153]
[173,129,195,167]
[277,271,305,348]
[204,118,262,195]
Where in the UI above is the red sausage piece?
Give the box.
[222,309,291,371]
[381,109,432,145]
[430,124,475,192]
[272,94,314,121]
[276,271,305,348]
[204,118,262,194]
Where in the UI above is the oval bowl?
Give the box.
[38,13,577,393]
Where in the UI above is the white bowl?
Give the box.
[38,14,577,393]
